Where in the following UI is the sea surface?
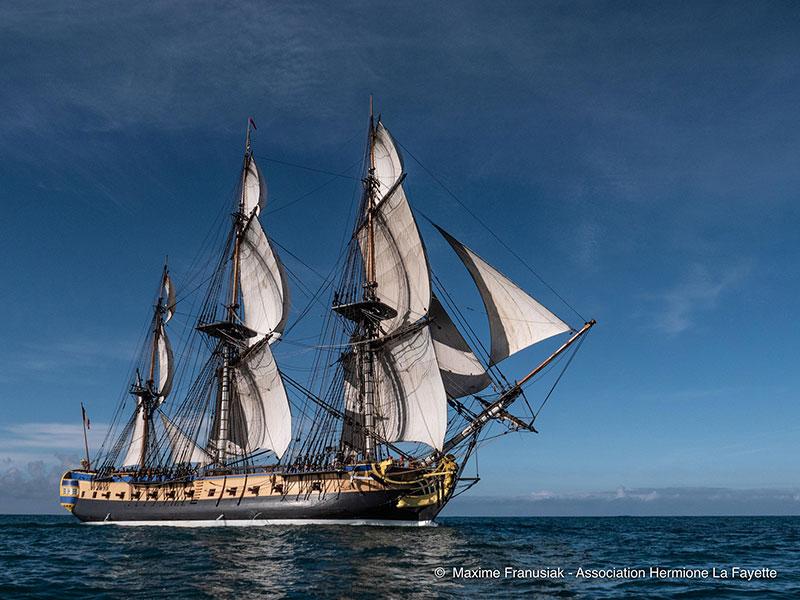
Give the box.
[0,515,797,599]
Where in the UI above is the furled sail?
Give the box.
[121,397,146,468]
[372,327,447,450]
[242,154,266,217]
[160,413,211,465]
[230,339,292,459]
[238,217,290,346]
[156,323,174,401]
[435,225,571,364]
[357,124,430,334]
[429,295,492,397]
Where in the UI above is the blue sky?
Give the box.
[1,1,799,514]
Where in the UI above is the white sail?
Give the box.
[121,399,146,468]
[232,339,292,459]
[373,122,404,194]
[163,272,176,323]
[437,226,571,364]
[242,154,265,217]
[238,219,290,346]
[429,296,491,397]
[373,326,447,450]
[357,125,429,334]
[156,323,174,401]
[160,413,211,465]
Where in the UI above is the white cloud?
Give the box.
[649,261,752,335]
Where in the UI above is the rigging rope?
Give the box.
[398,140,586,324]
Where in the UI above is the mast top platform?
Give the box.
[332,300,397,323]
[197,320,257,343]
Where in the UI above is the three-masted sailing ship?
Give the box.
[59,110,594,525]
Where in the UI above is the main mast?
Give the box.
[197,121,259,466]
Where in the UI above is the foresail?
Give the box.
[120,400,146,468]
[160,413,211,465]
[436,226,571,364]
[373,326,447,450]
[242,154,265,217]
[156,323,174,401]
[239,218,290,345]
[429,296,492,397]
[231,339,292,459]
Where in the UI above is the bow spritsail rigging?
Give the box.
[62,109,594,525]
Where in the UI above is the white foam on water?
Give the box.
[83,518,437,528]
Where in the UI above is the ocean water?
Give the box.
[0,515,797,599]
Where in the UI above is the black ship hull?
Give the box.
[72,490,439,525]
[61,468,450,526]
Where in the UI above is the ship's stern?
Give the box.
[59,471,80,513]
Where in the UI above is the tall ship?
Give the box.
[59,109,595,526]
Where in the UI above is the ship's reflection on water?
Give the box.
[187,522,469,598]
[6,516,798,599]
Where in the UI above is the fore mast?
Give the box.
[360,101,381,462]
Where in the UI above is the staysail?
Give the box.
[429,295,491,397]
[120,397,147,468]
[160,413,211,465]
[435,225,571,364]
[230,339,292,459]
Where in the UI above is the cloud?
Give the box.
[445,486,800,517]
[649,261,752,335]
[0,421,110,513]
[0,422,108,464]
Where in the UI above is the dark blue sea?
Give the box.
[0,515,797,599]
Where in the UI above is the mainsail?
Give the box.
[230,339,292,459]
[373,327,447,450]
[435,225,571,365]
